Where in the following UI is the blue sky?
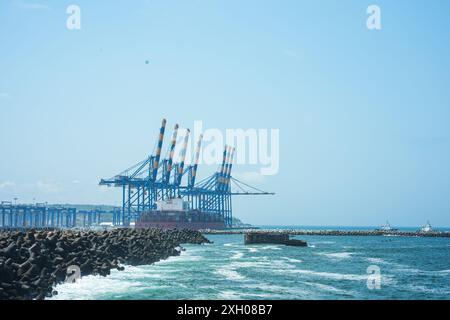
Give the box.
[1,0,450,226]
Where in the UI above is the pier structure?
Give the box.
[99,119,274,228]
[0,201,121,229]
[203,228,450,238]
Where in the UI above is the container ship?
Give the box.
[135,198,225,230]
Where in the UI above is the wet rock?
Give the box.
[0,228,210,300]
[2,243,18,258]
[24,264,40,278]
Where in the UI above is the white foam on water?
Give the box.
[364,259,412,271]
[241,245,282,252]
[249,256,269,261]
[215,267,246,281]
[242,282,283,291]
[364,258,450,277]
[277,268,367,281]
[269,260,297,270]
[302,281,354,296]
[395,267,450,276]
[394,267,423,273]
[224,243,237,247]
[243,292,280,299]
[406,284,450,295]
[260,245,282,251]
[155,251,202,265]
[231,261,271,268]
[282,257,303,263]
[313,241,336,245]
[217,290,243,299]
[425,269,450,276]
[242,282,316,299]
[50,267,168,300]
[319,252,354,259]
[437,269,450,274]
[116,265,171,279]
[230,251,245,260]
[381,274,398,286]
[52,250,206,299]
[366,257,385,264]
[308,244,316,248]
[231,259,296,270]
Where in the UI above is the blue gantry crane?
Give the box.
[99,119,274,228]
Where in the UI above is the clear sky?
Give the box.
[1,0,450,227]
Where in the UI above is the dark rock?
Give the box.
[0,228,210,300]
[24,264,40,278]
[2,243,18,258]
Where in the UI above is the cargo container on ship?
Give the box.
[135,198,225,230]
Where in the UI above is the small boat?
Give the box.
[420,221,433,233]
[376,221,398,232]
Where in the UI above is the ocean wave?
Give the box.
[241,283,312,299]
[366,257,385,264]
[365,259,450,276]
[218,288,282,300]
[155,251,202,264]
[230,251,245,260]
[102,265,173,280]
[282,257,303,263]
[50,268,169,300]
[217,290,243,299]
[230,261,272,268]
[249,256,269,260]
[319,252,354,259]
[231,259,296,270]
[437,269,450,274]
[381,275,398,286]
[278,268,367,281]
[394,267,450,276]
[302,281,354,296]
[260,245,282,251]
[224,243,237,247]
[244,292,281,299]
[406,284,450,295]
[215,267,246,281]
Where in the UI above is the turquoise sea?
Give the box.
[51,227,450,300]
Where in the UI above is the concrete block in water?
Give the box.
[244,233,307,247]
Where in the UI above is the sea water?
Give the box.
[50,227,450,300]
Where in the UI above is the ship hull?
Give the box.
[135,221,225,230]
[135,210,226,231]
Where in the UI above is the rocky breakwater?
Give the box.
[202,229,450,238]
[0,228,210,300]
